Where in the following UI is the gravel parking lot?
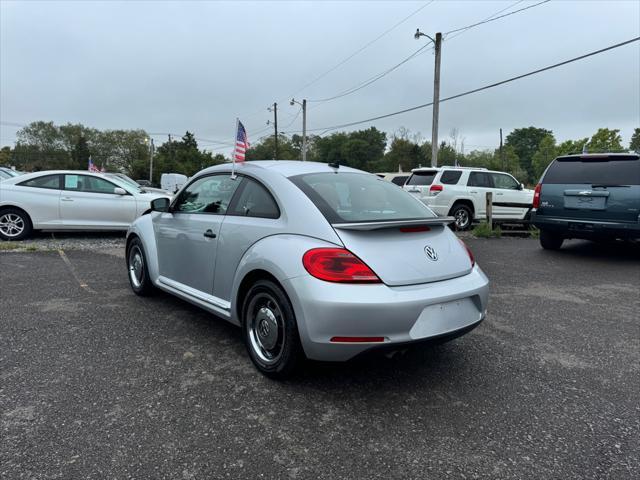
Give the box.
[1,237,639,479]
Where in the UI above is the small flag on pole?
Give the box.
[233,120,249,162]
[88,156,100,172]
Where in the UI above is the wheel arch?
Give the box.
[235,269,284,323]
[449,199,475,215]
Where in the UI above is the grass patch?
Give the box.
[0,242,19,250]
[472,222,502,238]
[529,226,540,239]
[25,245,38,252]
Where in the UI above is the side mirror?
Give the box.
[151,197,170,212]
[114,187,127,195]
[517,183,524,190]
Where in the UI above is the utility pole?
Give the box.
[415,30,442,167]
[431,32,442,167]
[291,98,308,161]
[268,102,279,159]
[499,128,504,170]
[149,138,155,183]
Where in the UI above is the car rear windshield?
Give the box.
[406,171,437,186]
[543,156,640,185]
[289,172,436,223]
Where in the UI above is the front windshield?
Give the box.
[105,174,142,193]
[290,172,436,223]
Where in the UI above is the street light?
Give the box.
[415,28,442,168]
[290,98,307,161]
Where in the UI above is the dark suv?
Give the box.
[531,153,640,250]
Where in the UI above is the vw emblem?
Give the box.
[424,245,438,261]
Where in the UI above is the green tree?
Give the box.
[629,128,640,152]
[531,135,557,180]
[378,136,422,172]
[0,146,12,165]
[505,127,553,182]
[71,135,91,169]
[556,138,589,156]
[586,128,624,153]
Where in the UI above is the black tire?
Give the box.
[241,279,304,379]
[0,208,32,241]
[540,230,564,250]
[126,237,155,296]
[450,204,473,231]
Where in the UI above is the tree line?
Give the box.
[2,121,638,185]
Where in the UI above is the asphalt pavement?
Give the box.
[1,238,638,479]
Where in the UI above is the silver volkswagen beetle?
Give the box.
[126,161,489,378]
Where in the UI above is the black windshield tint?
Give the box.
[406,171,437,186]
[543,156,640,185]
[290,172,435,223]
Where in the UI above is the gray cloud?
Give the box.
[1,0,639,154]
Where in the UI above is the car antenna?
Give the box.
[328,161,340,169]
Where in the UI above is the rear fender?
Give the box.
[230,234,343,325]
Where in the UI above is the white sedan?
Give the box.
[0,170,170,240]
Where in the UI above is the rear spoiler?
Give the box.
[332,217,454,231]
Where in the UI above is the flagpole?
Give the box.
[231,117,239,179]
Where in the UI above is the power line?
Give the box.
[305,37,639,135]
[308,43,432,103]
[444,0,551,38]
[289,1,435,98]
[444,0,524,43]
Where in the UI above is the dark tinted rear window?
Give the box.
[391,175,409,186]
[543,156,640,185]
[290,172,435,223]
[19,174,61,189]
[468,172,494,187]
[440,170,463,185]
[406,171,437,186]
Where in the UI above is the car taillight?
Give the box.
[429,184,443,195]
[303,248,381,283]
[458,239,475,268]
[533,183,542,209]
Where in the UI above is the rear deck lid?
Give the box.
[289,171,472,286]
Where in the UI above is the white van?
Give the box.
[160,173,188,194]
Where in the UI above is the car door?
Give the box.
[212,176,284,303]
[466,171,494,219]
[490,172,528,219]
[153,174,241,295]
[60,174,138,228]
[12,174,63,227]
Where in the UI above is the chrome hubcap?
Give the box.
[0,213,25,238]
[248,294,284,365]
[128,246,144,288]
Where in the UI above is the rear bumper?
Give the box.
[532,212,640,238]
[283,266,489,361]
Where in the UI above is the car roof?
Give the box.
[199,160,365,178]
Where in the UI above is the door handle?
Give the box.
[61,197,73,202]
[496,192,504,196]
[203,229,217,239]
[470,191,478,194]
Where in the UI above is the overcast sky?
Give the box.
[1,0,639,156]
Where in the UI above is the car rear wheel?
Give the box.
[0,208,32,241]
[450,204,473,231]
[127,238,154,295]
[540,230,564,250]
[242,279,304,379]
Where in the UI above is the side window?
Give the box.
[64,175,119,194]
[391,176,409,186]
[174,175,239,214]
[440,170,463,185]
[467,172,493,188]
[19,174,61,190]
[492,173,519,190]
[229,178,280,219]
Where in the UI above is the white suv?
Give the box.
[403,167,534,230]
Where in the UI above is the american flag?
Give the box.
[88,156,100,172]
[234,121,249,162]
